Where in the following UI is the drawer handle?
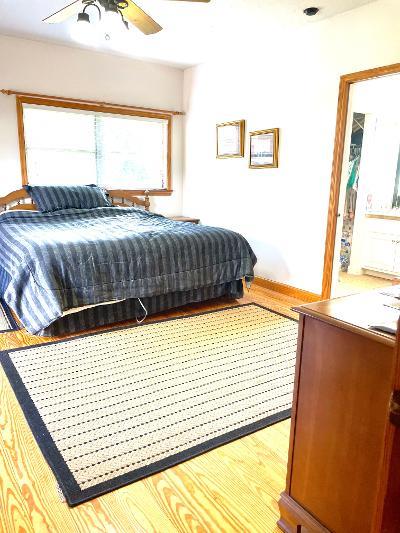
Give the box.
[390,390,400,427]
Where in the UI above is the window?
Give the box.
[18,97,172,194]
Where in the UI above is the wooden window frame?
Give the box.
[16,95,173,196]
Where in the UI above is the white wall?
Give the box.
[182,0,400,294]
[0,34,184,215]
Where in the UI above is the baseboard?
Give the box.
[254,277,321,303]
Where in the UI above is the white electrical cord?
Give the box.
[136,297,148,324]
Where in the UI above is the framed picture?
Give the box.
[216,120,245,158]
[249,128,279,168]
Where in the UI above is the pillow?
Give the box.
[24,184,112,212]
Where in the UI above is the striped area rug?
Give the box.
[1,303,298,506]
[0,299,18,332]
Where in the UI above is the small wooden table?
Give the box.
[167,216,200,224]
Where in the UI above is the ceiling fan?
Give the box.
[43,0,210,36]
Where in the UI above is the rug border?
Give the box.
[0,303,296,506]
[0,298,19,333]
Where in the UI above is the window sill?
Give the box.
[128,189,173,196]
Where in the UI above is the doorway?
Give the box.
[322,63,400,299]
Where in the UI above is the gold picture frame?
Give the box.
[216,120,245,158]
[249,128,279,168]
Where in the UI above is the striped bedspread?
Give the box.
[0,207,256,334]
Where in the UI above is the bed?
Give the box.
[0,187,256,336]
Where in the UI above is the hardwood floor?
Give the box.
[334,271,394,297]
[0,284,303,533]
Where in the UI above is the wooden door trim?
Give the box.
[321,63,400,300]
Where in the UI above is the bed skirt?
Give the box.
[0,265,243,336]
[40,280,243,336]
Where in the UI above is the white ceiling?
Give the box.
[0,0,376,68]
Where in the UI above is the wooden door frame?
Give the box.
[321,62,400,300]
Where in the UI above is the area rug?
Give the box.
[0,299,19,332]
[0,303,298,506]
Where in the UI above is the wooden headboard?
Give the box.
[0,189,150,212]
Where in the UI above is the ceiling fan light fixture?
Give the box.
[71,2,103,44]
[77,11,90,23]
[102,7,127,41]
[71,21,97,44]
[71,5,100,44]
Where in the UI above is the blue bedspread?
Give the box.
[0,207,256,334]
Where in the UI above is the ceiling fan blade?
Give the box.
[124,1,162,35]
[43,0,83,23]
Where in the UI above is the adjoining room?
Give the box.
[331,74,400,297]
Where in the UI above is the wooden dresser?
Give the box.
[278,290,400,533]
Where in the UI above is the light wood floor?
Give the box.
[334,271,394,297]
[0,285,303,533]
